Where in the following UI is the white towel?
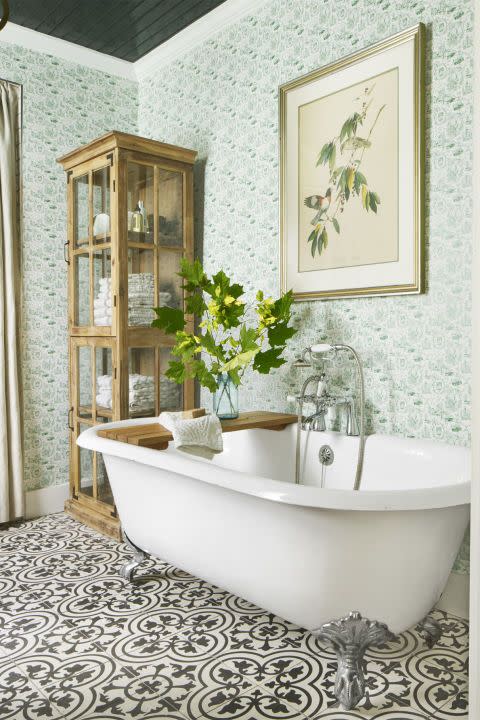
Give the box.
[159,411,223,460]
[93,272,171,328]
[96,374,155,414]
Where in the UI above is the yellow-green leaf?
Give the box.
[347,167,355,192]
[221,349,260,372]
[361,184,368,208]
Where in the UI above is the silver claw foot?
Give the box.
[120,531,148,582]
[313,610,395,710]
[417,614,442,649]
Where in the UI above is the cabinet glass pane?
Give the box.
[74,254,90,326]
[128,347,156,417]
[160,347,183,411]
[73,174,89,248]
[96,448,113,504]
[78,346,92,419]
[159,250,183,310]
[95,347,113,417]
[127,248,155,326]
[93,250,112,327]
[92,166,111,244]
[158,169,183,247]
[127,163,154,244]
[78,423,93,498]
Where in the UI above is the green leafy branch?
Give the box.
[305,85,385,258]
[151,258,297,392]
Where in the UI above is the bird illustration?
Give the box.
[304,187,332,225]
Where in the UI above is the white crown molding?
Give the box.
[0,22,136,81]
[0,1,268,84]
[133,0,268,80]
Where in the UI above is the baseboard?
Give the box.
[25,483,70,520]
[436,571,470,619]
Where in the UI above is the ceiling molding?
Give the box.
[133,0,268,80]
[0,22,136,81]
[0,0,268,83]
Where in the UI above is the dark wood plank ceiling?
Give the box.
[9,0,226,62]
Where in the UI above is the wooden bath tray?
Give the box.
[97,411,298,450]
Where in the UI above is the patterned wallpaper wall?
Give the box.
[137,0,473,573]
[138,0,473,445]
[0,42,138,493]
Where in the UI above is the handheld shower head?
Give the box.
[310,343,335,354]
[294,343,345,368]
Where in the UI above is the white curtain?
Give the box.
[0,79,24,523]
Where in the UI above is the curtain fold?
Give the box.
[0,79,24,523]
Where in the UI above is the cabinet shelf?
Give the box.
[75,232,111,247]
[59,131,197,540]
[128,230,154,244]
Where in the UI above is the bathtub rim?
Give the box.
[78,418,471,512]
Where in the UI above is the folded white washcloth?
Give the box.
[159,411,223,460]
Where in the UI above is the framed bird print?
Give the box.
[280,24,425,300]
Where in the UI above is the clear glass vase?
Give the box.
[213,373,239,419]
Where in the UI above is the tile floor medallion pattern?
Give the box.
[0,514,469,720]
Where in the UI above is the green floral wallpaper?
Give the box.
[138,0,473,446]
[136,0,473,573]
[0,41,138,493]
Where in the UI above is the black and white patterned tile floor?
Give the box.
[0,513,469,720]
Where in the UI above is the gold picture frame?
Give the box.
[280,24,425,300]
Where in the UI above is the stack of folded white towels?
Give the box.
[160,378,181,410]
[96,373,155,415]
[94,273,170,327]
[128,273,155,326]
[129,373,156,415]
[93,278,112,326]
[96,374,113,408]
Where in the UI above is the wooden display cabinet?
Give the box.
[58,132,197,539]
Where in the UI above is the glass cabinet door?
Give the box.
[158,168,183,248]
[77,422,94,498]
[71,339,115,505]
[72,166,113,330]
[127,247,155,326]
[73,174,89,248]
[123,344,184,418]
[126,162,186,328]
[158,168,184,312]
[127,162,155,329]
[93,167,111,244]
[127,163,154,244]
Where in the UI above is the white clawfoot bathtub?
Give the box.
[79,418,470,637]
